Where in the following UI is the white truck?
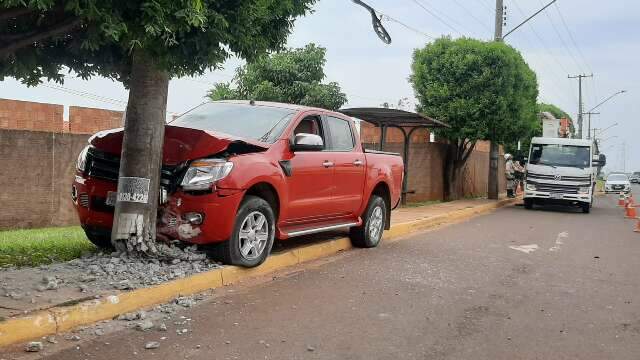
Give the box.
[524,137,605,213]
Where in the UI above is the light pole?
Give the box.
[599,135,618,143]
[586,90,627,140]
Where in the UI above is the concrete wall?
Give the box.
[365,141,504,202]
[0,129,89,229]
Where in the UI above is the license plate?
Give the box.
[105,191,117,206]
[550,193,563,199]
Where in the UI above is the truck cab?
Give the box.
[524,137,604,213]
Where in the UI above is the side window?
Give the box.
[326,116,355,151]
[293,116,322,137]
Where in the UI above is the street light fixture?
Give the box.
[586,90,627,139]
[593,122,619,139]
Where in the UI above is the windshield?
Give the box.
[171,102,296,143]
[529,143,591,169]
[607,174,628,181]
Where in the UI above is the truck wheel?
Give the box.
[214,195,275,267]
[581,203,591,214]
[350,195,386,248]
[524,198,533,210]
[83,227,114,249]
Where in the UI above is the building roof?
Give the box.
[338,107,449,128]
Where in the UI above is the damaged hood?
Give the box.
[89,125,269,165]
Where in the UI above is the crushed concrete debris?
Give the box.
[24,341,43,352]
[176,296,196,308]
[145,341,160,350]
[0,244,221,312]
[135,320,154,331]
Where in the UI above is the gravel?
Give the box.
[24,341,43,352]
[0,243,222,310]
[144,341,160,349]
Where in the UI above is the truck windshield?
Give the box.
[171,102,295,143]
[529,144,591,169]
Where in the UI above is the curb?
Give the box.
[0,198,517,347]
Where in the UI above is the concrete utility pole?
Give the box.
[568,74,593,139]
[487,0,504,200]
[584,111,600,140]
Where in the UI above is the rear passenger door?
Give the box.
[325,116,366,217]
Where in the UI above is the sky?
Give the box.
[0,0,638,173]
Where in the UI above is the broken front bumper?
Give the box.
[72,175,245,245]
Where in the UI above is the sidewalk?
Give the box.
[0,196,517,346]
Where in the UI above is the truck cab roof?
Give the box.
[530,137,593,147]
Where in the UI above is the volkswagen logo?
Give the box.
[554,174,562,181]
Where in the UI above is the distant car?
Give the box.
[605,173,631,194]
[630,174,640,184]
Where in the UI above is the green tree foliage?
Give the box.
[1,0,316,85]
[410,37,538,200]
[208,44,347,111]
[1,1,316,253]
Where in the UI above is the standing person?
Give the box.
[513,156,526,194]
[504,154,516,198]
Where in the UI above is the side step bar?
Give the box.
[286,222,358,237]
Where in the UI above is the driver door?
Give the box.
[283,115,337,224]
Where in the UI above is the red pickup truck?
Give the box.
[73,101,404,267]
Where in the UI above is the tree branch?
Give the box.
[461,141,477,163]
[0,17,81,58]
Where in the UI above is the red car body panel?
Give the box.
[72,102,403,245]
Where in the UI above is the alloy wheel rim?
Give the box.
[238,211,269,261]
[369,206,384,242]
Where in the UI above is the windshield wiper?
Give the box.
[258,114,292,142]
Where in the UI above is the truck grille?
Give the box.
[85,147,185,192]
[531,182,579,194]
[527,172,591,182]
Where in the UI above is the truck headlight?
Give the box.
[525,183,536,191]
[578,187,591,194]
[77,145,90,172]
[181,159,233,191]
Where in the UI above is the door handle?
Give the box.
[323,161,334,168]
[353,159,363,166]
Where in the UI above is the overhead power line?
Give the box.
[379,12,436,40]
[410,0,464,36]
[451,0,492,33]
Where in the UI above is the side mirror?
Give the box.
[592,154,606,167]
[291,133,324,152]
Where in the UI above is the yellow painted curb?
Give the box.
[0,198,516,347]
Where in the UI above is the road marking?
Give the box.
[549,231,569,252]
[509,244,539,254]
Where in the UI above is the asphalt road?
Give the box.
[6,186,640,359]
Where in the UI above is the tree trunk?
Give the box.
[443,143,459,201]
[111,50,168,254]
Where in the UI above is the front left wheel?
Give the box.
[213,195,275,267]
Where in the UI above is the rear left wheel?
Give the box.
[350,195,386,248]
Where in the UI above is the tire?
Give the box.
[581,203,591,214]
[213,195,275,268]
[83,227,114,249]
[350,195,387,248]
[524,198,534,210]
